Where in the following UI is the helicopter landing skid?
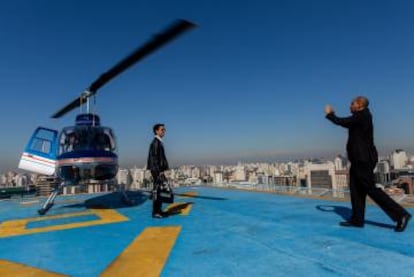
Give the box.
[37,182,135,215]
[38,186,61,215]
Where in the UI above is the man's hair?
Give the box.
[153,123,165,134]
[355,96,369,108]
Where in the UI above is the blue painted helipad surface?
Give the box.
[0,187,413,276]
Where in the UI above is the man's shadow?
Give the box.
[316,205,395,229]
[165,202,194,216]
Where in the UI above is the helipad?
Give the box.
[0,187,413,276]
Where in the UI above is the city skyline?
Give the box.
[1,1,414,171]
[4,149,413,197]
[2,148,413,175]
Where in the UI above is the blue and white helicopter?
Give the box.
[18,19,196,215]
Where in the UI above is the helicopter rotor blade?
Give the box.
[51,95,86,119]
[52,19,196,118]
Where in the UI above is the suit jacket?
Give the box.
[326,108,378,165]
[147,137,169,174]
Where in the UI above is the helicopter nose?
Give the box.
[59,164,117,182]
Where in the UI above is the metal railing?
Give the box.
[204,183,350,199]
[204,183,414,207]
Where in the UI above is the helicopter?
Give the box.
[18,19,196,215]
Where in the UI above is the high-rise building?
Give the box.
[180,165,193,178]
[234,164,246,181]
[130,167,145,190]
[305,162,336,189]
[191,167,201,179]
[214,171,223,184]
[169,169,177,180]
[117,169,132,187]
[257,173,268,185]
[391,149,408,169]
[199,167,209,178]
[334,170,349,197]
[375,160,391,185]
[248,171,258,184]
[334,155,346,170]
[0,174,6,185]
[15,174,28,187]
[409,156,414,168]
[6,171,17,186]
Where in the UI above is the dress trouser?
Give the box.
[349,161,409,223]
[151,171,162,214]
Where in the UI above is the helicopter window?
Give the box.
[59,127,116,153]
[59,135,66,154]
[90,128,114,151]
[36,129,56,141]
[59,130,81,154]
[104,128,116,151]
[66,134,79,152]
[30,138,52,154]
[94,133,111,151]
[77,128,90,149]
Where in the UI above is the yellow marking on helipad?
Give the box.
[178,191,198,198]
[101,226,181,277]
[0,259,67,276]
[165,202,193,216]
[0,209,128,238]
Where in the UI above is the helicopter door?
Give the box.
[18,127,58,176]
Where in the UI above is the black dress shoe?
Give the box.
[395,214,412,232]
[339,221,364,228]
[152,213,166,219]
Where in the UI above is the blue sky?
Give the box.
[1,0,414,170]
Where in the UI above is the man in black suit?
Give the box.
[325,96,411,232]
[147,123,169,218]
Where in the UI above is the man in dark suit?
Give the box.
[147,123,169,218]
[325,96,411,232]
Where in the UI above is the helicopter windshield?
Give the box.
[59,126,116,154]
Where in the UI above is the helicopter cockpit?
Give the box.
[59,126,116,154]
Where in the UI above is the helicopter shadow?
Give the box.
[316,205,395,230]
[62,191,148,210]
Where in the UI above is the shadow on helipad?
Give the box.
[316,205,395,229]
[61,191,148,209]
